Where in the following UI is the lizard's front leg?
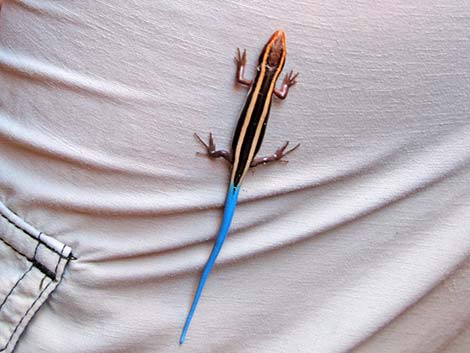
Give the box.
[235,48,252,87]
[194,133,233,163]
[250,141,300,167]
[274,70,299,100]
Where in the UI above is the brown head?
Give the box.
[257,30,286,77]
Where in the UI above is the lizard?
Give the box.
[180,30,299,344]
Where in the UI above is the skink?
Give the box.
[180,30,299,344]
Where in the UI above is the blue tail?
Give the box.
[179,184,240,344]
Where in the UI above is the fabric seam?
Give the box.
[0,236,57,280]
[0,280,53,352]
[0,213,67,259]
[0,246,66,352]
[0,241,41,312]
[0,265,34,312]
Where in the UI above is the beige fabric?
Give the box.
[1,0,469,352]
[0,201,72,353]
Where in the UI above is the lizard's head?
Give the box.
[257,30,286,75]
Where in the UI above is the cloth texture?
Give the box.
[0,1,469,352]
[0,201,73,353]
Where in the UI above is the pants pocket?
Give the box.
[0,201,74,353]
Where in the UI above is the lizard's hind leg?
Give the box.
[250,141,300,167]
[194,132,233,163]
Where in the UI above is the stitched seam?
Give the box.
[0,279,53,352]
[0,213,67,258]
[0,242,40,311]
[0,246,65,352]
[53,244,66,276]
[0,265,34,312]
[0,237,56,280]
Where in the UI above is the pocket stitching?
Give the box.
[0,236,57,280]
[0,280,54,352]
[0,246,66,352]
[0,242,40,311]
[0,213,68,259]
[0,265,34,312]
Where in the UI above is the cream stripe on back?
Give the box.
[239,51,286,182]
[230,42,272,184]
